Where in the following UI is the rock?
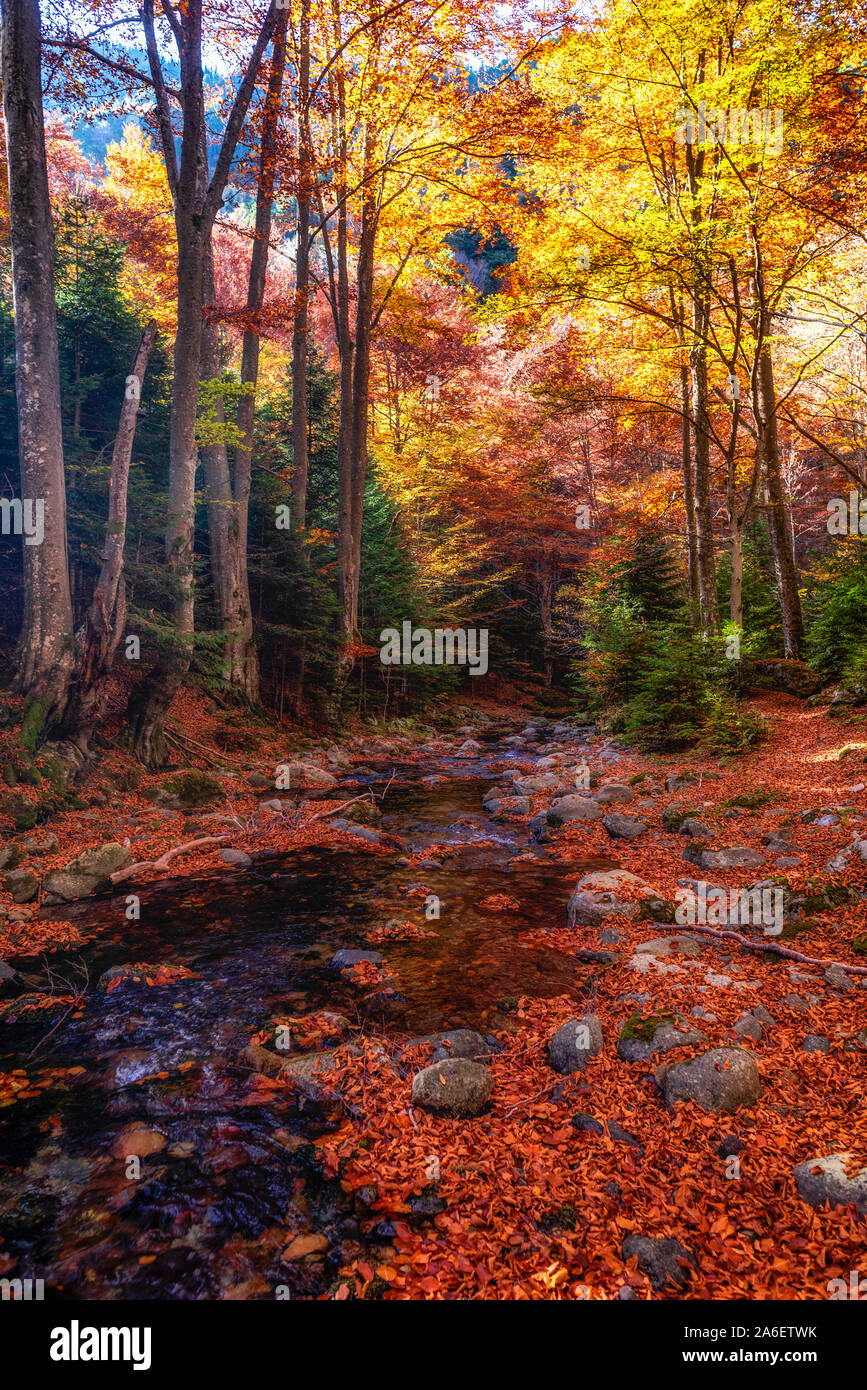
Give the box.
[617,1017,706,1063]
[733,1014,763,1042]
[682,844,766,870]
[742,657,823,698]
[0,844,22,871]
[42,842,132,902]
[622,1234,696,1291]
[656,1048,763,1113]
[825,965,853,991]
[406,1029,493,1064]
[23,832,59,856]
[220,848,253,867]
[567,870,660,929]
[259,798,283,812]
[599,927,626,946]
[793,1153,867,1216]
[678,817,713,838]
[594,783,636,804]
[634,935,702,958]
[548,1015,604,1073]
[547,795,603,826]
[411,1058,493,1117]
[151,771,224,809]
[571,1113,604,1135]
[801,1034,831,1053]
[2,868,39,903]
[602,813,647,839]
[457,739,482,756]
[512,773,564,795]
[487,796,531,816]
[666,773,698,793]
[717,1135,745,1158]
[248,772,273,789]
[607,1119,644,1152]
[280,761,338,790]
[331,949,382,971]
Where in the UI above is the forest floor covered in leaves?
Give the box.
[0,686,865,1300]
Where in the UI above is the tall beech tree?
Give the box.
[1,0,74,734]
[127,0,277,765]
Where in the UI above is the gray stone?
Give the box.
[622,1234,695,1290]
[2,868,39,903]
[42,842,132,902]
[248,772,273,789]
[678,817,713,838]
[801,1034,831,1053]
[568,870,661,929]
[549,1014,604,1073]
[657,1048,763,1113]
[602,813,647,839]
[512,773,563,795]
[547,795,603,826]
[595,783,636,804]
[487,796,531,816]
[793,1153,867,1216]
[411,1058,493,1116]
[331,949,382,971]
[617,1018,706,1063]
[683,844,766,870]
[571,1112,604,1134]
[406,1029,492,1064]
[634,935,702,958]
[825,965,853,991]
[219,848,253,866]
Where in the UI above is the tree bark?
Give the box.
[756,327,804,657]
[129,0,276,764]
[291,0,311,529]
[61,321,158,741]
[690,292,720,634]
[1,0,74,736]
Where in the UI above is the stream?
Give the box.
[0,739,614,1299]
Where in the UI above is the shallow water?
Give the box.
[0,748,613,1299]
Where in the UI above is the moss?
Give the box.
[637,897,675,923]
[18,697,50,755]
[851,935,867,956]
[2,764,17,788]
[799,881,860,915]
[628,772,647,786]
[619,1010,677,1043]
[363,1276,389,1300]
[539,1203,580,1233]
[722,788,779,810]
[1,790,40,831]
[161,770,223,808]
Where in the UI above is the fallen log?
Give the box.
[654,922,867,977]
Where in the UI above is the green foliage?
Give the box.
[805,537,867,686]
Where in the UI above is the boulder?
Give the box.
[567,870,661,929]
[220,848,253,867]
[405,1029,493,1064]
[617,1016,706,1063]
[602,813,647,839]
[594,783,636,804]
[682,844,766,870]
[548,1015,604,1073]
[279,761,338,790]
[42,842,132,902]
[656,1048,763,1113]
[411,1058,493,1117]
[512,773,563,795]
[3,868,39,903]
[487,796,531,817]
[622,1235,695,1291]
[742,658,824,699]
[331,949,382,971]
[547,795,603,826]
[793,1153,867,1216]
[457,739,482,756]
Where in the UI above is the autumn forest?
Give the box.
[0,0,865,1337]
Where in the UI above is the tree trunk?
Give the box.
[756,329,804,657]
[230,9,288,705]
[291,0,311,529]
[1,0,74,736]
[680,360,699,623]
[729,520,743,629]
[61,321,158,741]
[690,293,720,634]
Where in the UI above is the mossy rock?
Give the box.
[619,1010,678,1044]
[636,896,676,923]
[798,881,861,915]
[157,771,223,809]
[662,805,703,831]
[1,790,39,832]
[722,788,779,810]
[853,935,867,956]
